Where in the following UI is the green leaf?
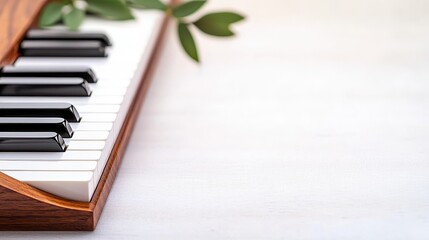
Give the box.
[172,0,206,18]
[86,0,134,20]
[193,12,245,37]
[177,23,199,62]
[127,0,167,10]
[63,7,85,31]
[39,2,66,27]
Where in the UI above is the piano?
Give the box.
[0,0,169,230]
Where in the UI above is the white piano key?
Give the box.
[67,141,106,150]
[15,57,139,74]
[70,122,113,131]
[96,78,131,87]
[14,57,108,66]
[0,151,101,161]
[80,113,117,122]
[89,83,131,93]
[0,96,124,105]
[75,104,120,113]
[73,131,109,140]
[0,161,97,171]
[91,88,127,96]
[2,171,95,202]
[96,133,115,171]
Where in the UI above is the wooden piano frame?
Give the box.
[0,0,170,230]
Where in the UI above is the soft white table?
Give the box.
[4,0,429,239]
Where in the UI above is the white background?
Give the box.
[4,0,429,239]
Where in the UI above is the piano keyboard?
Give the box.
[0,11,164,202]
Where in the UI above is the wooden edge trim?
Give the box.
[0,0,47,66]
[0,172,90,210]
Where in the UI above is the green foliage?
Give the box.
[86,0,134,20]
[38,0,245,62]
[194,12,245,36]
[178,23,199,62]
[39,2,66,27]
[127,0,167,10]
[173,0,206,18]
[64,7,85,30]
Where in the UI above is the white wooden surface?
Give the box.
[4,0,429,239]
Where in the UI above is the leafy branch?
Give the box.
[39,0,245,62]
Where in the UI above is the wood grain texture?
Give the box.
[0,13,170,231]
[0,0,47,66]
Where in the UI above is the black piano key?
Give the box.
[0,132,66,152]
[26,30,112,46]
[20,40,107,57]
[0,118,74,138]
[0,102,81,122]
[0,78,91,96]
[0,66,98,83]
